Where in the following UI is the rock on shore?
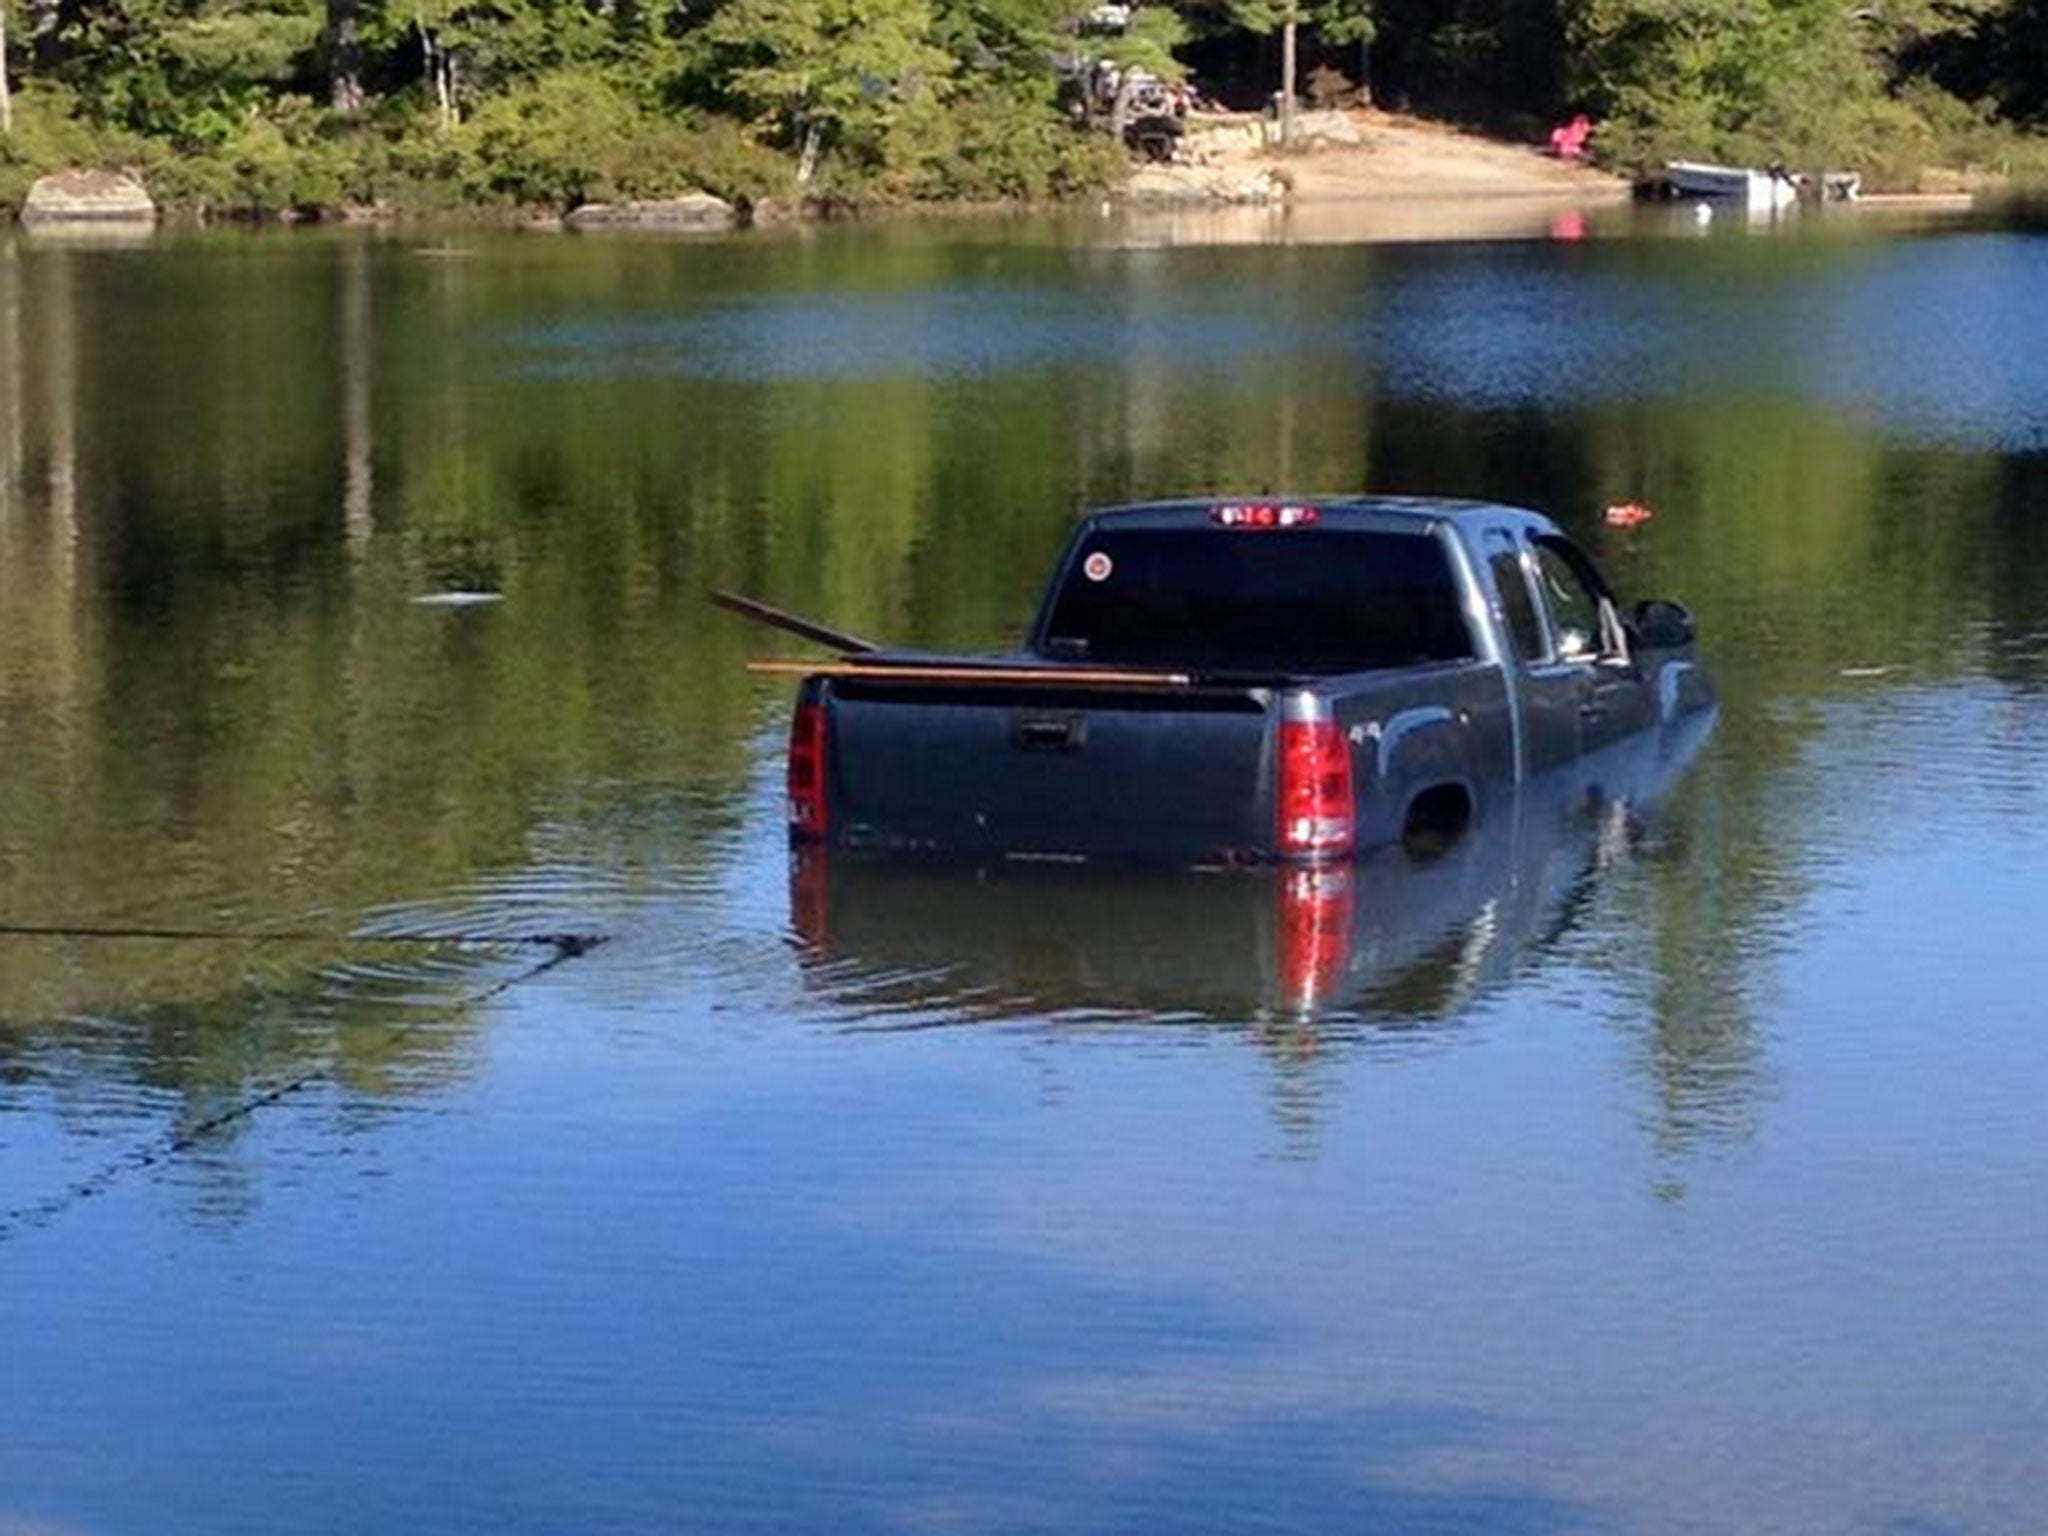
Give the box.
[1125,163,1290,206]
[564,194,736,231]
[21,169,158,227]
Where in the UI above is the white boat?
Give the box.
[1663,160,1798,209]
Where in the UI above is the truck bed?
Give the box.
[825,672,1277,864]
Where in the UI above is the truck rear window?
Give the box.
[1038,527,1475,674]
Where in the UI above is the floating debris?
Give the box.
[412,591,505,607]
[1839,665,1894,678]
[1603,501,1656,528]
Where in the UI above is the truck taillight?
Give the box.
[1278,718,1354,858]
[787,699,829,841]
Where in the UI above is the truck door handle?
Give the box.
[1580,676,1630,719]
[1012,714,1087,752]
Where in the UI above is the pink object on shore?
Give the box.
[1550,114,1592,160]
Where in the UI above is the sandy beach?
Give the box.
[1128,106,1630,203]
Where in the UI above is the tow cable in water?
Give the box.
[0,923,609,1243]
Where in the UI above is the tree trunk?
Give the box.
[1280,18,1297,146]
[1,7,13,139]
[795,118,821,186]
[329,0,365,114]
[422,25,455,130]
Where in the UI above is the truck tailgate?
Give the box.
[825,677,1275,862]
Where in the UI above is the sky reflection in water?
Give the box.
[503,229,2048,449]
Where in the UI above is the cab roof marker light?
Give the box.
[1212,503,1320,529]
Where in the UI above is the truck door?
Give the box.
[1481,528,1581,776]
[1528,534,1653,757]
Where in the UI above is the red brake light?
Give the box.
[1278,718,1354,858]
[787,699,829,841]
[1213,503,1319,529]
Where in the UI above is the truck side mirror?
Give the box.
[1631,599,1696,650]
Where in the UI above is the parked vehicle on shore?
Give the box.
[731,495,1714,867]
[1650,159,1799,208]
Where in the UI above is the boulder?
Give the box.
[1125,164,1287,206]
[565,193,736,231]
[21,169,157,227]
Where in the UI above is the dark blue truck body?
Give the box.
[785,496,1714,866]
[789,696,1719,1021]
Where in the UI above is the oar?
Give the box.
[709,589,878,655]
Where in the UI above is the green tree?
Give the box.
[56,0,317,145]
[698,0,955,183]
[1564,0,1899,166]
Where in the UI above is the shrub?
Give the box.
[897,82,1127,201]
[135,96,348,216]
[451,71,787,210]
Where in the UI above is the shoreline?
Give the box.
[8,106,2005,236]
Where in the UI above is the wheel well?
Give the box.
[1402,782,1473,856]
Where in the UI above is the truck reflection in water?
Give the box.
[789,707,1716,1032]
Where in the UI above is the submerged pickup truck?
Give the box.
[746,495,1713,865]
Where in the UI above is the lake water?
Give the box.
[4,199,2048,1536]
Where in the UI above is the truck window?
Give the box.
[1531,536,1609,660]
[1039,528,1475,674]
[1482,530,1546,663]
